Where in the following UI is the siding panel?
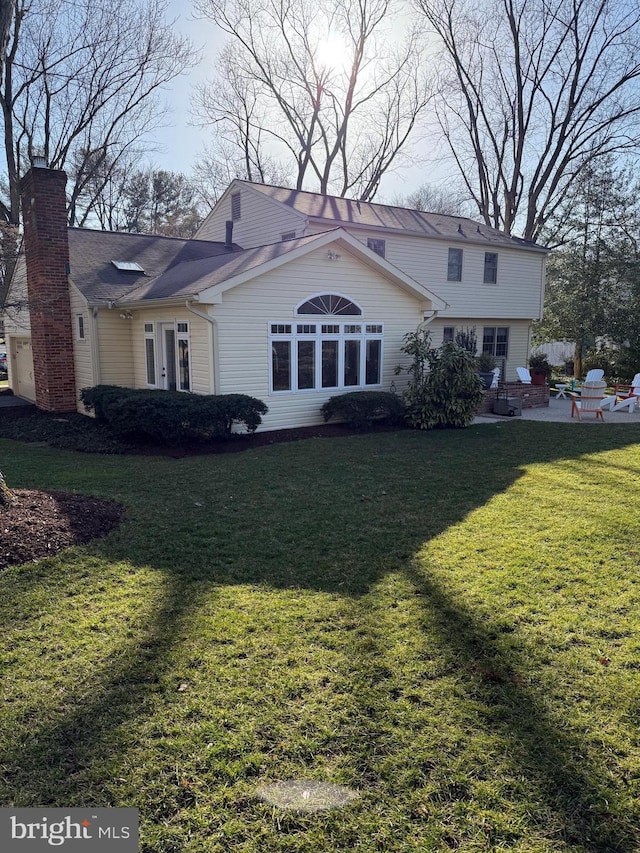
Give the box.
[307,224,545,320]
[196,185,307,248]
[211,245,423,431]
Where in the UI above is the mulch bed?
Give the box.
[1,490,123,570]
[130,421,406,457]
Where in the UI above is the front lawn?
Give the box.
[1,422,640,852]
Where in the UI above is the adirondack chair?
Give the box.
[612,373,640,412]
[516,367,531,384]
[570,380,606,421]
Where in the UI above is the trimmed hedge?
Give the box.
[80,385,268,443]
[321,390,405,431]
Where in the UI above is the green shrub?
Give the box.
[80,386,268,442]
[321,391,405,431]
[396,331,484,429]
[0,411,130,454]
[80,385,136,421]
[528,349,552,378]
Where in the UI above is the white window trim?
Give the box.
[176,320,192,393]
[483,252,499,285]
[144,321,158,387]
[143,320,192,391]
[269,320,384,395]
[447,248,463,282]
[76,313,86,340]
[482,325,510,359]
[294,292,364,317]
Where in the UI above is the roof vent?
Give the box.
[112,260,144,273]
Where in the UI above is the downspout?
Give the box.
[419,309,439,331]
[91,307,101,387]
[186,300,219,394]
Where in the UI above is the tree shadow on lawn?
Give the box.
[2,422,640,849]
[400,562,636,851]
[0,571,214,807]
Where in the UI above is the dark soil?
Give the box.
[131,421,405,457]
[0,489,123,570]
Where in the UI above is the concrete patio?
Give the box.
[475,394,640,424]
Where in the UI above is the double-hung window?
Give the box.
[484,252,498,284]
[482,326,509,358]
[269,319,383,394]
[367,238,386,258]
[447,248,463,281]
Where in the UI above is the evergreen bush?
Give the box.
[80,386,268,442]
[321,391,405,431]
[396,331,484,429]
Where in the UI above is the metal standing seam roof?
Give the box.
[236,181,548,253]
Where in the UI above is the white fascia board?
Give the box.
[111,296,215,311]
[197,228,448,311]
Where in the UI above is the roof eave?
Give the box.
[306,215,549,253]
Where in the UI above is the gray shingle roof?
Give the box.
[118,233,329,302]
[239,182,547,252]
[67,229,239,303]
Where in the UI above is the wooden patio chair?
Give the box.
[570,380,606,421]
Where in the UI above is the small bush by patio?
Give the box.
[321,390,405,431]
[80,385,268,443]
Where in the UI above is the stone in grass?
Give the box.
[256,780,359,813]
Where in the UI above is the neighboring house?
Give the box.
[4,166,548,431]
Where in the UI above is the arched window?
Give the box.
[296,294,362,316]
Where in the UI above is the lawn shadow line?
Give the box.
[403,560,637,853]
[0,574,212,807]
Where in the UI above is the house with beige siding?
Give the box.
[197,181,548,382]
[4,166,547,431]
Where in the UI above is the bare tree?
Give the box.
[415,0,640,241]
[0,0,196,302]
[192,0,433,200]
[391,181,470,215]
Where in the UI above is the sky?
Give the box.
[151,1,222,175]
[151,0,448,203]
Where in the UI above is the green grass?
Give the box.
[2,421,640,852]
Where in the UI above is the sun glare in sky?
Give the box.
[315,31,350,72]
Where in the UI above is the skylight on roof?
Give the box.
[112,260,144,272]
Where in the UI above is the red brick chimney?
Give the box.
[19,166,76,412]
